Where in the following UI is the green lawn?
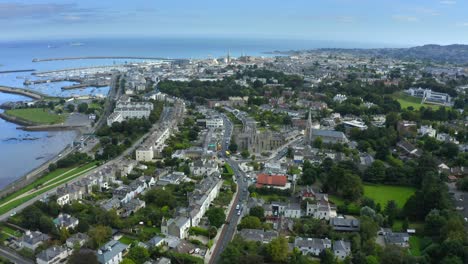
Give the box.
[364,184,416,208]
[0,162,98,215]
[329,195,360,215]
[5,108,66,124]
[392,220,425,232]
[409,236,423,256]
[119,235,136,245]
[0,225,21,238]
[393,92,441,110]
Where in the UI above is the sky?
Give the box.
[1,0,468,46]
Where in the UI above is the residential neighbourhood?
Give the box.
[0,47,466,264]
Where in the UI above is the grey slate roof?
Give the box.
[330,218,360,231]
[333,240,351,251]
[36,246,67,262]
[312,129,347,139]
[239,229,278,243]
[20,231,49,246]
[384,232,409,244]
[294,237,332,250]
[97,240,128,264]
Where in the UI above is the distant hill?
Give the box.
[319,44,468,65]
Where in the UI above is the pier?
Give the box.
[32,56,176,62]
[18,124,85,131]
[0,86,46,100]
[61,83,108,90]
[0,69,35,74]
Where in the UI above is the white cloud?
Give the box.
[413,8,439,16]
[392,15,419,22]
[337,16,356,23]
[440,0,456,5]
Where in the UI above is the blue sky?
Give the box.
[1,0,468,46]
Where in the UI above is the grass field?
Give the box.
[329,195,361,215]
[409,236,422,256]
[5,108,66,124]
[393,92,441,110]
[364,184,416,208]
[0,162,97,215]
[119,235,136,245]
[392,220,424,232]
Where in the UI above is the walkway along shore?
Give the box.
[0,86,46,100]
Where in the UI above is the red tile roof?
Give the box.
[256,174,287,188]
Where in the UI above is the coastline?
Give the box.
[0,112,38,126]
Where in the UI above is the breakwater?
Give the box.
[32,56,175,62]
[0,86,45,100]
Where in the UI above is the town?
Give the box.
[0,48,467,264]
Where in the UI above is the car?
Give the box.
[236,204,240,210]
[237,210,241,216]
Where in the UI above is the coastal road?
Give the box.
[0,247,33,264]
[0,103,183,222]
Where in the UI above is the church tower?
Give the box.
[305,110,312,144]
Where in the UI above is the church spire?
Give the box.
[305,110,312,144]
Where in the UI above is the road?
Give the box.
[0,247,33,264]
[0,103,182,222]
[93,74,121,132]
[447,182,468,230]
[209,114,251,264]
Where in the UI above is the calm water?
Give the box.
[0,37,388,189]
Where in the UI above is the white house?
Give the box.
[418,125,436,137]
[97,240,129,264]
[161,216,191,239]
[333,94,347,103]
[306,200,337,220]
[107,112,123,127]
[53,213,79,230]
[333,240,351,260]
[36,246,70,264]
[190,159,219,176]
[294,237,332,256]
[18,230,49,251]
[206,117,224,128]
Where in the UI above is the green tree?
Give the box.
[238,216,262,230]
[144,189,176,208]
[301,160,317,185]
[385,112,400,128]
[360,216,379,242]
[228,139,238,153]
[127,246,150,264]
[206,208,226,228]
[313,137,323,149]
[88,225,112,248]
[78,103,89,113]
[384,200,398,226]
[67,104,75,112]
[364,160,386,183]
[121,259,136,264]
[68,249,99,264]
[379,245,415,264]
[249,206,265,219]
[241,149,250,159]
[319,248,337,264]
[265,236,289,263]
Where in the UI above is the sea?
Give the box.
[0,37,389,189]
